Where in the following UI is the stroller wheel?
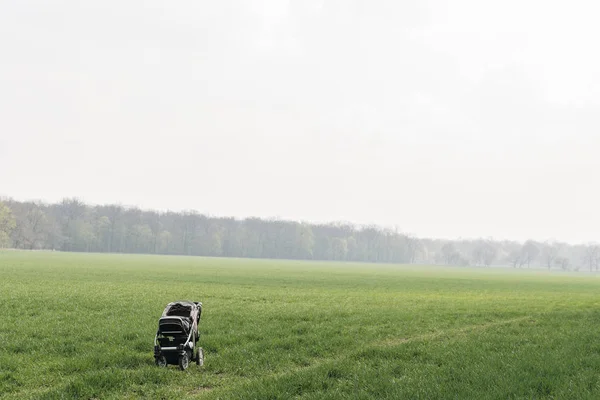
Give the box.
[196,348,204,367]
[179,352,190,371]
[155,355,167,368]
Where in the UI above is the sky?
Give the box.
[1,0,600,243]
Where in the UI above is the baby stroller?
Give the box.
[153,300,204,370]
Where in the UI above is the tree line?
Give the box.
[0,197,599,271]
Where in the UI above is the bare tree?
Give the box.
[583,243,600,272]
[541,240,561,270]
[521,240,539,268]
[405,234,422,264]
[20,204,49,249]
[482,243,498,266]
[471,242,483,266]
[507,248,525,268]
[144,211,162,254]
[472,240,498,267]
[54,197,87,251]
[555,256,570,271]
[440,242,462,265]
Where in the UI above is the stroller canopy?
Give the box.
[161,301,201,318]
[158,301,201,336]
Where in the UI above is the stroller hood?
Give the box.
[161,301,202,319]
[157,301,201,337]
[158,316,192,335]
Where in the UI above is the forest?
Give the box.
[0,197,599,271]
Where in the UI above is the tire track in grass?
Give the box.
[374,315,531,347]
[195,315,532,398]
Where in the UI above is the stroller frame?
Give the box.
[153,300,203,370]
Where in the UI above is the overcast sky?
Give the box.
[1,0,600,243]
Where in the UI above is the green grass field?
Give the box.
[1,251,600,399]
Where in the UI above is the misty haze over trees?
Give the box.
[1,198,598,272]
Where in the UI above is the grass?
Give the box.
[1,251,600,399]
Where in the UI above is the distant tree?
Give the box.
[507,248,525,268]
[583,243,600,272]
[2,197,597,270]
[241,218,264,258]
[521,240,539,268]
[457,254,471,266]
[406,234,423,263]
[362,225,383,263]
[129,224,153,253]
[472,240,497,267]
[10,202,50,249]
[144,211,162,254]
[73,219,96,252]
[328,237,348,260]
[93,215,111,252]
[481,242,498,267]
[158,230,173,254]
[193,219,224,257]
[555,256,570,271]
[440,242,461,265]
[177,211,200,255]
[0,202,16,248]
[294,223,315,259]
[389,233,410,263]
[471,244,484,266]
[540,241,560,270]
[54,198,87,251]
[92,204,125,253]
[346,236,360,261]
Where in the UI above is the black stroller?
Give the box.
[153,301,203,370]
